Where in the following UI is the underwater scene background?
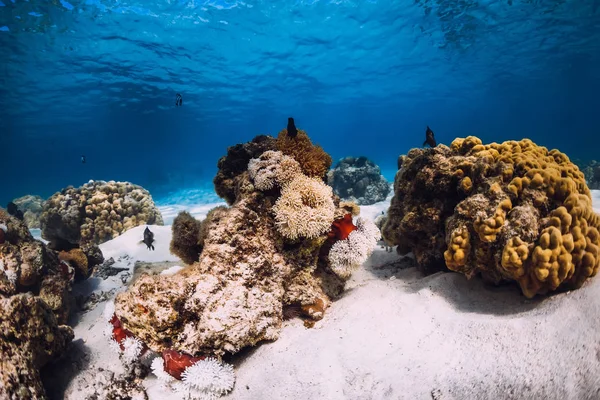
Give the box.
[1,0,599,206]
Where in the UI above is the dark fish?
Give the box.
[175,93,183,107]
[81,155,86,164]
[287,117,297,138]
[423,126,437,147]
[6,202,24,221]
[143,226,155,251]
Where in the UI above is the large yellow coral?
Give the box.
[384,136,599,298]
[452,137,599,297]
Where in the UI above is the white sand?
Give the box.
[99,225,179,263]
[50,191,600,399]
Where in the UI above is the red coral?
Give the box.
[328,213,357,241]
[110,313,134,351]
[162,349,206,380]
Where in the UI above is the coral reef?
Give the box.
[213,135,277,205]
[327,156,391,205]
[113,127,379,382]
[41,180,163,248]
[12,194,45,229]
[382,136,600,298]
[0,293,73,399]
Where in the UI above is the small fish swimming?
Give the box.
[423,126,437,147]
[287,117,297,138]
[175,93,183,107]
[6,202,24,221]
[143,226,155,251]
[81,155,86,164]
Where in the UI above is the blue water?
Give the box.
[1,0,599,206]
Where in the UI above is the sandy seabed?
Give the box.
[42,191,600,400]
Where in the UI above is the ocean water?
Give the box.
[0,0,599,205]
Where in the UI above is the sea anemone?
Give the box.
[272,175,335,240]
[328,217,380,279]
[162,349,206,380]
[151,353,235,400]
[328,213,357,241]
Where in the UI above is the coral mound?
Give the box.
[382,136,600,298]
[0,207,91,323]
[327,156,391,205]
[0,293,74,399]
[40,180,163,248]
[114,128,378,367]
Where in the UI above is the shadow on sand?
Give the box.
[363,247,551,316]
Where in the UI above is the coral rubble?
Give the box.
[40,180,163,248]
[327,156,391,205]
[382,136,600,298]
[112,124,379,395]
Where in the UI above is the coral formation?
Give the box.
[213,135,277,205]
[0,293,73,399]
[113,127,374,385]
[382,136,600,298]
[327,156,391,205]
[11,195,45,229]
[0,207,94,323]
[276,127,332,179]
[41,180,163,248]
[170,208,227,265]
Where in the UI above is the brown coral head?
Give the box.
[162,349,206,380]
[0,225,5,244]
[328,214,357,241]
